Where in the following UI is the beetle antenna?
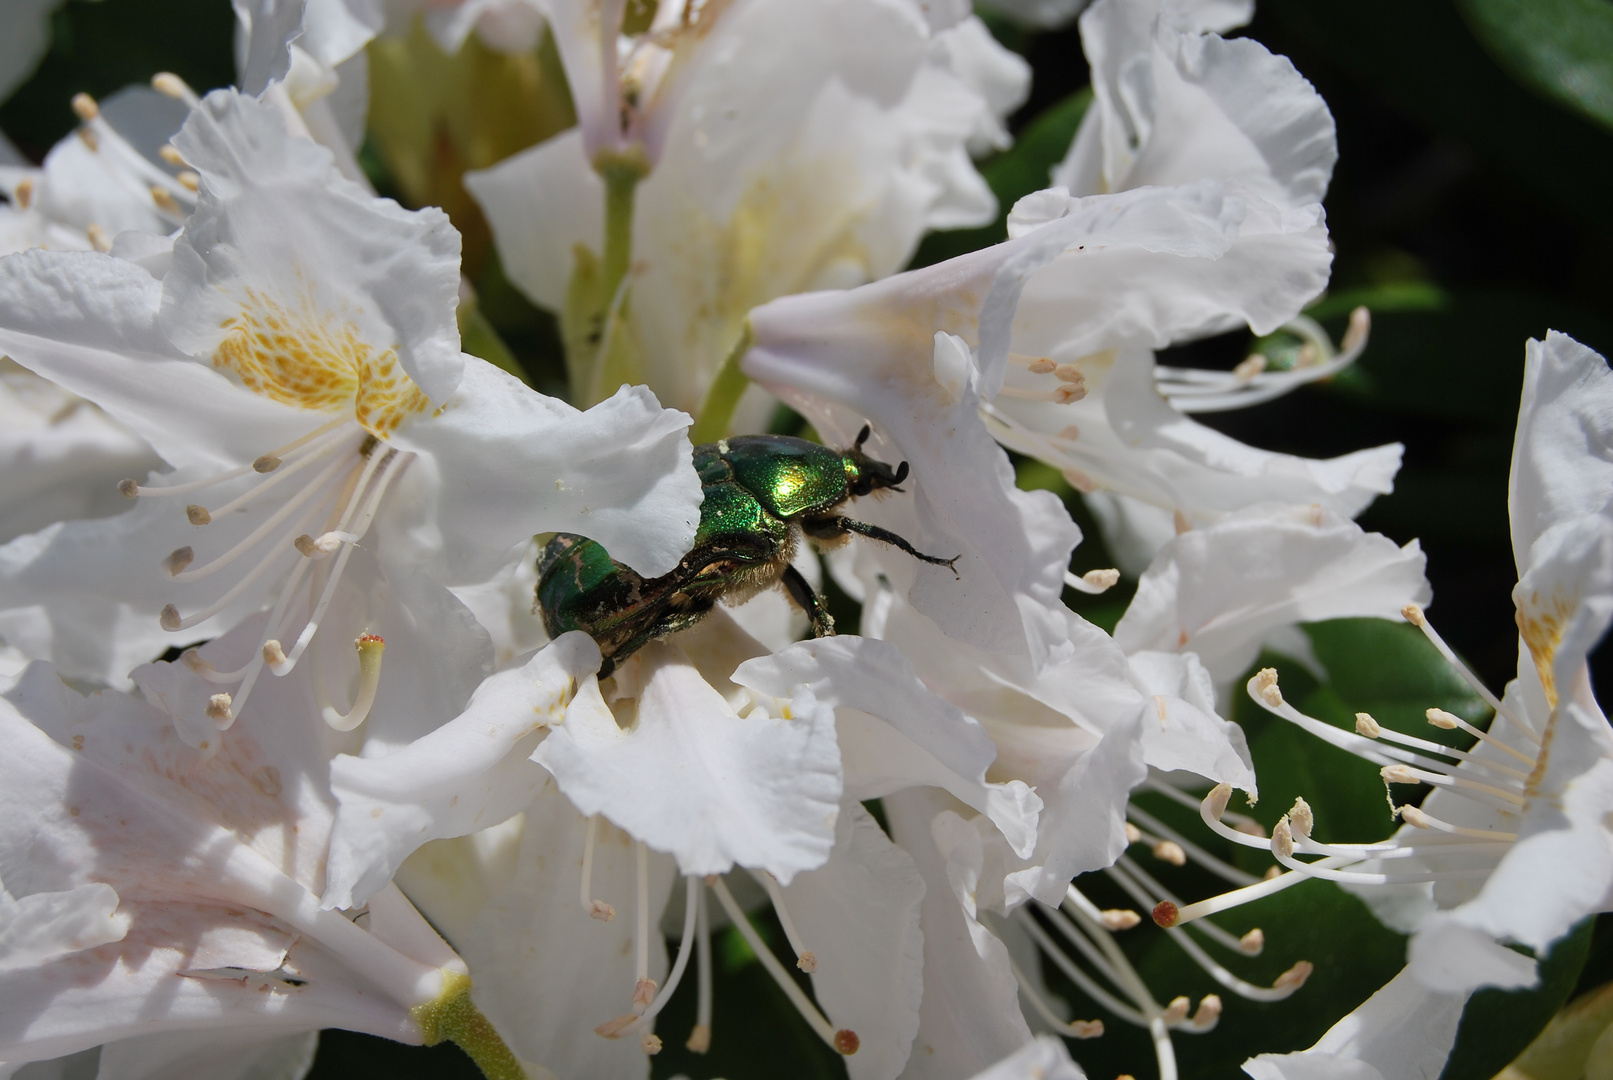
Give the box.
[854,423,871,449]
[893,461,909,485]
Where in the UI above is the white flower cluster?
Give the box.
[0,2,1607,1080]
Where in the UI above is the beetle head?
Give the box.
[844,425,909,497]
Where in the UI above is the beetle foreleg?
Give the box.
[802,516,961,579]
[781,563,835,638]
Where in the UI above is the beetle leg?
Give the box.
[802,516,961,579]
[781,563,835,638]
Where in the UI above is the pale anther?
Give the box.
[1288,798,1314,839]
[1272,817,1294,859]
[686,1025,710,1053]
[186,504,212,525]
[594,1014,636,1038]
[14,177,32,210]
[631,978,657,1009]
[1152,840,1186,866]
[71,93,99,121]
[1125,823,1143,844]
[1275,961,1313,991]
[1239,928,1263,955]
[151,72,196,102]
[1382,764,1421,785]
[640,1032,662,1055]
[253,454,282,473]
[205,693,233,722]
[797,951,818,973]
[1341,306,1371,354]
[151,186,180,214]
[1162,997,1190,1025]
[85,222,109,250]
[177,170,200,192]
[1355,712,1381,737]
[1084,568,1120,590]
[159,604,181,631]
[1400,805,1432,829]
[1100,908,1141,930]
[589,900,616,921]
[1174,509,1192,535]
[158,143,184,166]
[118,478,139,497]
[1028,358,1055,374]
[1053,383,1086,404]
[1426,707,1460,729]
[1253,668,1283,707]
[1402,603,1426,627]
[1054,364,1085,386]
[1233,354,1267,381]
[262,639,288,668]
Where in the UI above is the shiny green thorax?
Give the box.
[536,430,949,678]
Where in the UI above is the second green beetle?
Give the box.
[536,427,958,677]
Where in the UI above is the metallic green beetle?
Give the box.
[535,427,957,677]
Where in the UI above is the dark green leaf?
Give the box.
[1441,918,1597,1080]
[1457,0,1613,135]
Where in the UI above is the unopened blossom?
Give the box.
[0,654,522,1075]
[468,0,1026,411]
[1165,332,1613,1075]
[0,89,699,748]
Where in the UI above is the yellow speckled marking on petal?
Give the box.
[1516,589,1573,710]
[214,289,429,438]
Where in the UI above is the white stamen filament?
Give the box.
[1016,908,1150,1026]
[708,877,856,1056]
[1357,716,1532,782]
[1152,857,1355,927]
[688,881,712,1053]
[581,815,616,921]
[633,840,651,1012]
[1157,308,1371,414]
[756,870,816,972]
[1402,604,1539,743]
[1147,777,1265,837]
[1110,858,1257,959]
[603,877,702,1042]
[1428,706,1538,766]
[321,635,385,731]
[170,449,354,582]
[1127,802,1259,887]
[1381,763,1527,808]
[1268,842,1500,886]
[1399,804,1517,840]
[152,71,202,109]
[161,529,302,632]
[122,418,348,499]
[1006,953,1106,1038]
[196,427,358,521]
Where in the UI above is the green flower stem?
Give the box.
[413,972,527,1080]
[597,151,647,328]
[691,324,754,444]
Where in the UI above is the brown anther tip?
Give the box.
[252,454,281,473]
[1151,900,1178,928]
[185,504,211,526]
[118,478,139,497]
[833,1029,859,1056]
[159,604,181,632]
[165,546,193,575]
[71,93,99,121]
[294,534,317,557]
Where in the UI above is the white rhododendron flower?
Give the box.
[1160,331,1613,1076]
[469,0,1026,412]
[0,89,700,749]
[0,657,515,1073]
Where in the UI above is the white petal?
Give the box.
[534,622,843,881]
[1242,966,1468,1080]
[782,804,925,1080]
[392,364,701,580]
[1127,649,1255,789]
[166,90,463,406]
[396,788,673,1079]
[1114,502,1431,686]
[1511,331,1613,577]
[1057,0,1334,208]
[966,1036,1085,1080]
[94,1030,319,1080]
[885,791,1034,1077]
[324,632,603,909]
[735,635,1040,858]
[0,249,314,472]
[0,882,129,972]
